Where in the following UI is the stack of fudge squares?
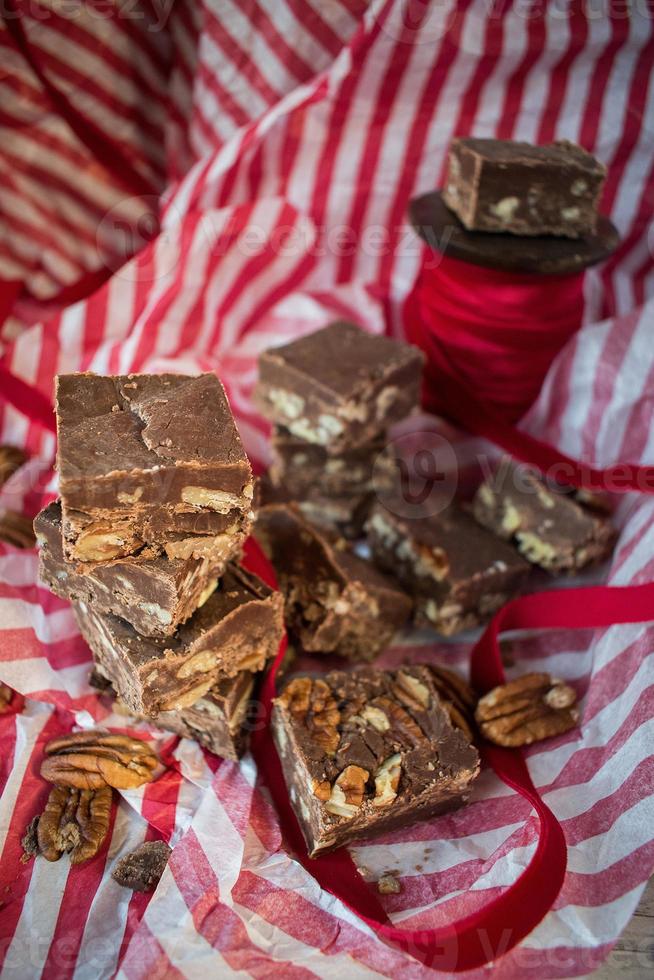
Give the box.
[256,320,425,538]
[35,373,284,760]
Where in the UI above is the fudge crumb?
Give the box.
[111,840,171,892]
[377,874,401,895]
[21,816,40,862]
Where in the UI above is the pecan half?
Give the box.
[0,511,35,549]
[475,673,579,747]
[0,445,26,486]
[37,784,112,864]
[280,677,341,756]
[41,731,158,790]
[393,671,431,712]
[374,695,425,743]
[425,665,478,743]
[0,683,13,713]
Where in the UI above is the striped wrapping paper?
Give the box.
[1,1,654,976]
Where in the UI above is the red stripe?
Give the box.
[2,1,160,197]
[496,9,547,139]
[377,1,473,299]
[118,769,183,961]
[170,832,317,977]
[204,7,283,109]
[536,5,589,143]
[0,711,63,967]
[41,801,119,980]
[119,919,185,980]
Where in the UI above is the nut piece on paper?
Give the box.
[37,784,112,864]
[21,816,40,862]
[0,511,36,549]
[41,731,158,790]
[112,840,172,892]
[0,683,13,713]
[0,445,26,486]
[377,874,402,895]
[475,673,579,747]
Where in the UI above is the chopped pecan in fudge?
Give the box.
[472,459,616,573]
[269,426,397,500]
[272,666,479,856]
[256,503,412,660]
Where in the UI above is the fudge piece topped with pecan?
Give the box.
[255,322,424,454]
[56,373,253,563]
[272,666,479,856]
[472,459,616,573]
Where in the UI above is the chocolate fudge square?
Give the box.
[270,427,397,500]
[74,565,284,716]
[256,503,412,660]
[272,666,479,856]
[35,502,222,638]
[255,322,424,453]
[365,499,530,635]
[472,459,616,573]
[442,138,606,239]
[56,373,254,562]
[93,668,258,761]
[258,472,374,541]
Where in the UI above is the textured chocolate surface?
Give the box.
[56,373,253,561]
[93,668,258,761]
[75,564,284,716]
[442,138,606,238]
[366,499,530,635]
[272,666,479,856]
[472,459,616,573]
[270,426,397,500]
[256,503,412,660]
[410,191,619,275]
[35,502,223,638]
[255,323,424,453]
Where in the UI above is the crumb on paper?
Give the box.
[377,874,401,895]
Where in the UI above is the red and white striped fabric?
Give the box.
[1,2,654,976]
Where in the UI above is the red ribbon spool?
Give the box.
[407,253,585,424]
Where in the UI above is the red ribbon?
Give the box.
[405,250,654,494]
[243,537,654,970]
[412,254,585,424]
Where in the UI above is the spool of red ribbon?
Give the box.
[407,253,585,424]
